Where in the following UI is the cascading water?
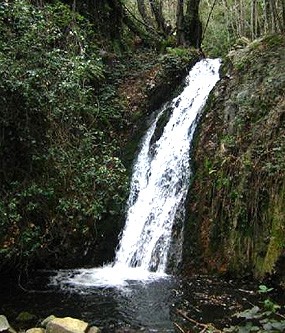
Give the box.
[114,58,221,273]
[52,58,221,289]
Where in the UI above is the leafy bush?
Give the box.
[0,0,128,268]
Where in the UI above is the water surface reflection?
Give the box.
[1,270,177,332]
[0,271,265,332]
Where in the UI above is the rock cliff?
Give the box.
[183,34,285,284]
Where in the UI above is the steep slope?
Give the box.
[183,34,285,284]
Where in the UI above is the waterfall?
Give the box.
[114,58,221,273]
[51,58,221,288]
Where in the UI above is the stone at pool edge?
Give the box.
[16,312,37,323]
[0,315,17,333]
[26,328,45,333]
[46,317,100,333]
[40,316,56,328]
[0,315,100,333]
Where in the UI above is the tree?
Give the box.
[60,0,124,41]
[200,0,285,57]
[184,0,202,48]
[135,0,202,48]
[137,0,153,27]
[149,0,168,35]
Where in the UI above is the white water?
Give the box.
[52,58,221,289]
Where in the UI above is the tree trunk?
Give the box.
[270,0,282,32]
[175,0,202,48]
[107,0,124,41]
[277,0,284,32]
[149,0,167,35]
[122,4,161,46]
[176,0,185,45]
[185,0,202,48]
[137,0,153,27]
[263,0,271,33]
[251,0,258,39]
[281,0,285,32]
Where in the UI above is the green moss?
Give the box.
[16,312,37,323]
[258,184,285,276]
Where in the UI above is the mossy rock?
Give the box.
[16,312,37,323]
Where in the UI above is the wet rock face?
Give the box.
[183,34,285,283]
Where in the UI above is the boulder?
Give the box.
[41,316,57,328]
[46,317,92,333]
[87,327,100,333]
[16,312,37,323]
[0,316,10,332]
[46,317,87,333]
[26,328,45,333]
[0,316,16,333]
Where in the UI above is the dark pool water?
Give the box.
[0,270,178,332]
[0,270,265,332]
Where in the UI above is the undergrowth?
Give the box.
[0,0,129,269]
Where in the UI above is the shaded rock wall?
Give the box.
[183,34,285,284]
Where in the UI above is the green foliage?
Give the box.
[0,0,129,267]
[158,47,197,78]
[200,2,235,57]
[224,286,285,333]
[165,47,191,58]
[258,285,273,294]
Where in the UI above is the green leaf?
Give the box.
[236,306,262,320]
[264,299,280,312]
[258,285,274,294]
[237,322,255,333]
[271,321,285,331]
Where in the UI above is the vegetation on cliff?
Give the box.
[184,34,285,284]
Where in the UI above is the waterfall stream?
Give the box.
[52,58,221,289]
[114,58,221,273]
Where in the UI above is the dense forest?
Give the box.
[0,0,284,279]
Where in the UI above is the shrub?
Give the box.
[0,0,128,268]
